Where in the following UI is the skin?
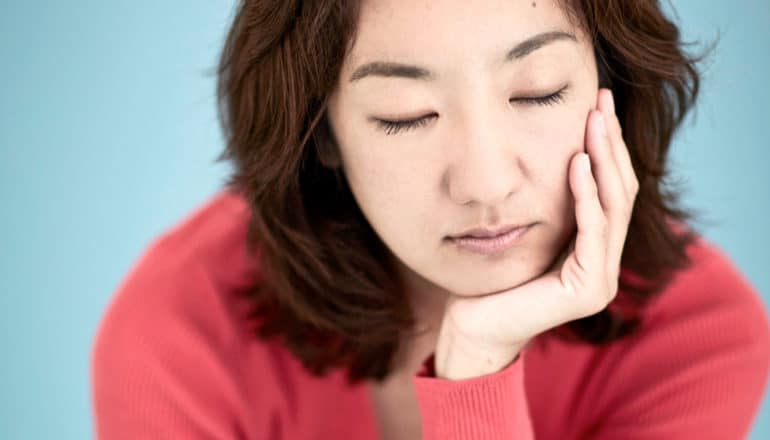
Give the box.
[325,0,638,382]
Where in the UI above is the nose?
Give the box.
[445,104,523,207]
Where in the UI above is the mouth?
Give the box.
[449,223,528,239]
[447,223,534,255]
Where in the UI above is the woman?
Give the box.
[91,0,770,438]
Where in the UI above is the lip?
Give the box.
[451,223,525,239]
[448,224,532,255]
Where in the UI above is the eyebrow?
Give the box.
[348,30,577,84]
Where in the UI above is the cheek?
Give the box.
[342,146,429,229]
[547,104,589,150]
[525,109,586,216]
[344,146,422,200]
[526,108,586,173]
[343,154,394,216]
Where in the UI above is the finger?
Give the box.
[586,107,625,220]
[599,89,639,197]
[563,152,606,294]
[597,90,637,292]
[585,108,627,282]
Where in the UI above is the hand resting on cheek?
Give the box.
[434,88,640,381]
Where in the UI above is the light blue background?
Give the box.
[1,1,768,438]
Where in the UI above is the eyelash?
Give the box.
[374,85,568,136]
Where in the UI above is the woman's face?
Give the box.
[326,0,599,298]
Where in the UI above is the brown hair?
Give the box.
[215,0,709,383]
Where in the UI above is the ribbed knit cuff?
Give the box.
[412,352,534,440]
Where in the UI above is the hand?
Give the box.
[434,88,640,380]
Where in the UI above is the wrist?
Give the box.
[434,328,522,380]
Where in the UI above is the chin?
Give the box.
[446,256,548,297]
[443,269,543,297]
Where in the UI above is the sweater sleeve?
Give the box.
[412,351,535,440]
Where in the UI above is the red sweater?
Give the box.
[91,190,770,439]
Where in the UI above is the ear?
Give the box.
[313,115,343,169]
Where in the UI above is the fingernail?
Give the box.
[597,112,607,137]
[581,153,591,173]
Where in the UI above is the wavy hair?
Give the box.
[215,0,709,383]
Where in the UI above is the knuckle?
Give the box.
[586,293,609,315]
[624,197,635,217]
[630,177,640,194]
[576,282,609,315]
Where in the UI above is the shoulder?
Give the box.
[91,190,298,436]
[625,233,770,377]
[94,189,261,343]
[636,234,770,378]
[643,234,770,338]
[589,234,770,436]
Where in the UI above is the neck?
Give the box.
[385,260,451,381]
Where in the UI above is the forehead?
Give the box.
[344,0,585,74]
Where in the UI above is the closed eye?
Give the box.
[510,84,568,106]
[373,84,569,136]
[374,114,437,136]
